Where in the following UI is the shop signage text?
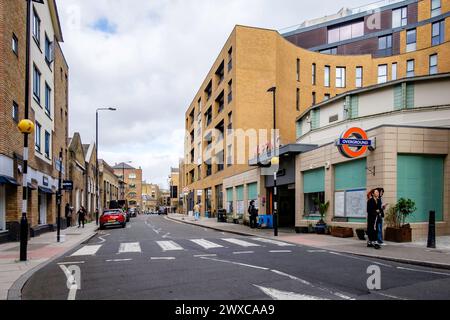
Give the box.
[336,127,373,158]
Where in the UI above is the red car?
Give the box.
[100,209,127,230]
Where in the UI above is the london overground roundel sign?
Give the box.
[336,127,372,158]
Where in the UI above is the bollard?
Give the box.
[427,211,436,249]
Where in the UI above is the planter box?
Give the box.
[315,224,327,235]
[331,227,354,238]
[385,227,412,243]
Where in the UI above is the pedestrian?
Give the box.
[193,202,201,221]
[376,188,388,246]
[248,200,258,229]
[367,189,382,250]
[66,204,73,227]
[78,206,86,228]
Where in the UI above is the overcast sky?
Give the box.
[57,0,365,188]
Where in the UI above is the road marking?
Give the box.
[59,265,80,301]
[57,261,85,265]
[200,256,269,270]
[233,251,254,255]
[270,269,312,286]
[156,241,184,251]
[269,250,292,253]
[71,245,102,257]
[372,292,408,300]
[396,266,450,276]
[221,238,260,247]
[162,233,171,239]
[308,250,327,253]
[193,254,217,258]
[190,239,224,249]
[97,233,110,244]
[151,257,176,260]
[251,237,295,247]
[255,285,328,300]
[118,242,142,254]
[106,259,133,262]
[328,252,393,268]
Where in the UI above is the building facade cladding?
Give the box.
[183,1,450,217]
[0,0,67,241]
[295,75,450,239]
[99,160,119,211]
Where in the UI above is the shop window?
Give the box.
[303,168,325,216]
[226,187,233,214]
[236,185,244,215]
[304,192,325,216]
[247,183,258,209]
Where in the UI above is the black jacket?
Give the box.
[367,198,380,231]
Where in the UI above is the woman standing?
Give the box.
[367,189,381,250]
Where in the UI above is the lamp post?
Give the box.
[267,87,278,237]
[17,0,44,262]
[96,107,117,225]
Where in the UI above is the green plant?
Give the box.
[314,198,330,224]
[385,198,417,228]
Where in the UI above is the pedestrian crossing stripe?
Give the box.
[156,241,184,251]
[118,242,142,253]
[221,238,260,247]
[71,245,102,257]
[190,239,224,249]
[251,237,295,247]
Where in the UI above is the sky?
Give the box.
[57,0,366,188]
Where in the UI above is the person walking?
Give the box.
[65,203,71,227]
[248,200,258,229]
[78,206,86,228]
[367,189,381,250]
[193,202,201,221]
[376,188,388,246]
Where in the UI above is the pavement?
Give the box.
[167,214,450,270]
[0,222,98,300]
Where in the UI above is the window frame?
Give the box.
[33,64,41,102]
[377,64,388,84]
[45,82,51,117]
[32,9,41,46]
[12,33,19,56]
[335,67,346,88]
[44,130,51,158]
[35,121,42,152]
[406,29,416,52]
[12,101,19,123]
[324,66,330,87]
[355,66,363,88]
[431,0,441,17]
[432,20,445,46]
[392,6,407,28]
[392,62,398,81]
[429,54,438,75]
[406,59,415,77]
[311,63,316,85]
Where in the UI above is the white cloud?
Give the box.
[57,0,366,187]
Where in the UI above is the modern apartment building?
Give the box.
[181,0,450,223]
[113,163,143,209]
[0,0,68,242]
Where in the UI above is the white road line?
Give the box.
[328,252,393,268]
[97,233,110,244]
[57,261,85,265]
[190,239,224,249]
[396,266,450,276]
[372,292,408,300]
[59,265,79,301]
[255,285,328,301]
[233,251,254,255]
[193,254,217,258]
[162,233,171,239]
[251,237,295,247]
[106,259,133,262]
[71,245,102,257]
[200,256,269,270]
[118,242,142,254]
[308,250,328,253]
[269,250,292,253]
[151,257,176,260]
[222,238,260,247]
[156,241,184,251]
[270,269,312,286]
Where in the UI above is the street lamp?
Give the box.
[96,107,117,225]
[17,0,45,262]
[267,87,279,237]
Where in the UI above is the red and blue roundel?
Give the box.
[336,127,372,158]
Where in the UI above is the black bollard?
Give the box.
[427,211,436,249]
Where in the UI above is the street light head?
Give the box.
[267,87,276,93]
[271,156,280,166]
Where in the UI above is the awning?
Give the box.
[38,186,54,194]
[27,183,37,190]
[0,175,19,186]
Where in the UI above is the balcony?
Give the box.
[228,92,233,104]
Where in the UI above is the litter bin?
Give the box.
[218,209,227,223]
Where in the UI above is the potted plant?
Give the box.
[314,199,329,235]
[384,198,416,243]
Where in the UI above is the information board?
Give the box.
[334,192,345,217]
[345,190,367,218]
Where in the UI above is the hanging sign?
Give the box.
[336,127,374,158]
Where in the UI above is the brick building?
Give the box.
[142,182,160,213]
[99,159,120,211]
[113,163,143,210]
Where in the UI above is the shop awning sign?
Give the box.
[336,127,374,158]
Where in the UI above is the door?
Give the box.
[0,186,5,231]
[39,192,47,225]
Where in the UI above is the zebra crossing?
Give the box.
[70,237,295,257]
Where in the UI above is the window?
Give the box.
[377,65,388,84]
[324,66,330,87]
[228,80,233,103]
[45,34,53,64]
[432,20,445,46]
[392,7,407,28]
[355,67,363,88]
[429,54,438,75]
[12,34,18,55]
[227,145,233,167]
[296,120,302,139]
[324,94,331,101]
[327,20,364,44]
[32,9,41,45]
[335,67,346,88]
[228,47,233,72]
[311,63,316,85]
[44,131,50,158]
[378,34,392,56]
[431,0,441,17]
[320,47,337,55]
[35,122,41,152]
[406,29,416,52]
[296,58,300,81]
[12,101,19,122]
[129,173,136,179]
[45,83,51,116]
[296,88,300,111]
[312,92,316,106]
[392,63,398,80]
[33,65,41,102]
[303,168,325,216]
[407,59,415,77]
[310,108,320,130]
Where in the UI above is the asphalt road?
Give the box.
[22,215,450,300]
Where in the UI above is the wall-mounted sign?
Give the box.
[62,180,73,191]
[43,176,49,187]
[336,127,373,158]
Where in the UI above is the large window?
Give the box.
[324,66,330,87]
[303,168,325,217]
[392,63,398,80]
[33,9,41,45]
[429,54,438,75]
[431,0,441,17]
[45,34,53,64]
[45,83,51,116]
[236,185,244,215]
[355,67,363,88]
[35,121,41,152]
[226,188,233,214]
[377,64,388,84]
[247,183,258,210]
[432,20,445,46]
[327,20,364,44]
[33,65,41,102]
[407,59,415,77]
[378,34,392,56]
[406,29,416,52]
[392,6,407,28]
[335,67,346,88]
[310,108,320,130]
[311,63,316,85]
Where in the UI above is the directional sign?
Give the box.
[62,180,73,191]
